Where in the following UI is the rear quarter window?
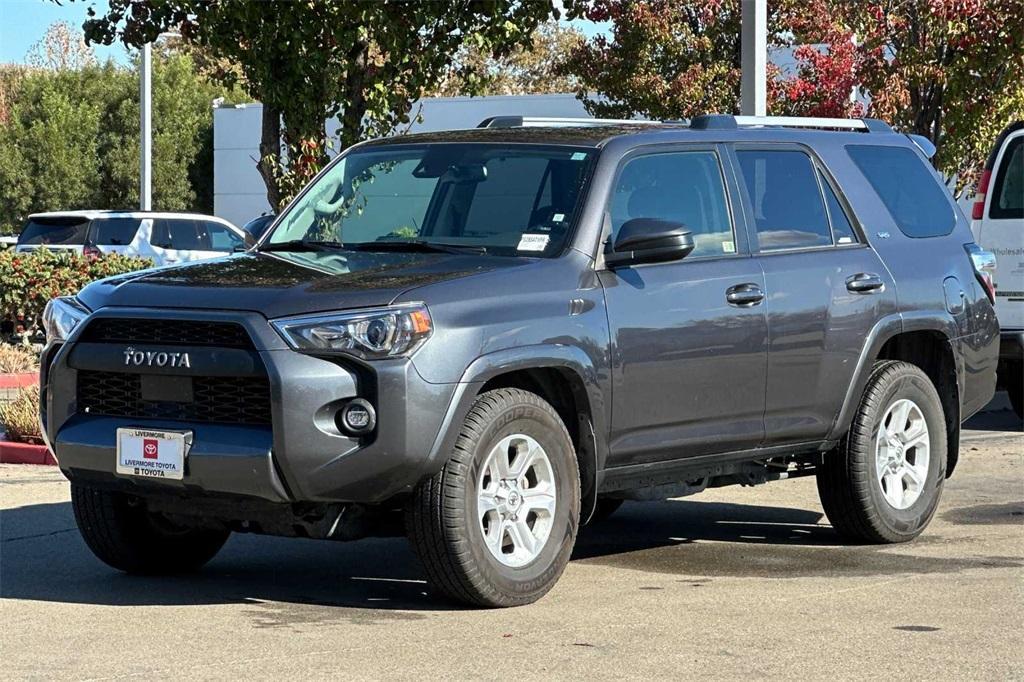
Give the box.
[847,145,955,238]
[90,218,142,245]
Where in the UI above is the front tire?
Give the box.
[407,388,580,607]
[71,485,229,573]
[817,361,947,544]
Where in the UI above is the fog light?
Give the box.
[339,399,376,435]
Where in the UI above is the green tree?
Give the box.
[82,1,562,209]
[429,20,584,97]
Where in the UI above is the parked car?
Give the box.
[0,234,16,249]
[241,213,276,241]
[16,210,252,265]
[970,121,1023,419]
[41,116,998,607]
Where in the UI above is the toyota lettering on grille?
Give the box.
[122,347,192,369]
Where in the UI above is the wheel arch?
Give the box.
[830,312,963,477]
[425,345,607,524]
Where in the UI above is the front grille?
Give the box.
[80,318,253,349]
[77,370,272,425]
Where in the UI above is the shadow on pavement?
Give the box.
[2,495,1019,611]
[964,392,1023,432]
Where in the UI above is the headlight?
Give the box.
[42,296,90,342]
[271,303,432,359]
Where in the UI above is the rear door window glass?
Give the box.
[990,136,1023,220]
[610,151,735,258]
[18,217,89,245]
[819,172,858,244]
[847,145,955,237]
[167,220,208,250]
[90,218,142,245]
[736,150,832,250]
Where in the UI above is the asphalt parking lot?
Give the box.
[1,400,1021,681]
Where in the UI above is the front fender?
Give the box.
[423,344,609,523]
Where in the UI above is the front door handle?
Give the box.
[726,283,765,307]
[846,272,885,293]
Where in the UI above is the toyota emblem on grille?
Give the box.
[123,347,192,369]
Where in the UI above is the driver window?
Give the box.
[610,151,735,258]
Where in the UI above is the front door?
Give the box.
[599,146,769,467]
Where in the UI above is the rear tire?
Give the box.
[817,361,947,544]
[71,485,229,574]
[407,388,580,607]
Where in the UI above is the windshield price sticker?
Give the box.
[517,234,550,252]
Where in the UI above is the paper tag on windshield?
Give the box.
[517,234,550,252]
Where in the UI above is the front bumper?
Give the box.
[44,308,458,504]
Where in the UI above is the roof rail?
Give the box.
[690,114,893,133]
[477,116,661,129]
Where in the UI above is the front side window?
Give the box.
[991,136,1023,220]
[204,222,243,252]
[268,144,595,257]
[90,218,142,246]
[736,149,832,251]
[609,151,735,258]
[847,144,955,237]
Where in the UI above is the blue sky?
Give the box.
[1,0,606,66]
[1,0,130,65]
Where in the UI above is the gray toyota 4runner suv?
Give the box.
[41,115,999,607]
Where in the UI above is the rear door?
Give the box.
[731,144,897,446]
[16,216,89,254]
[979,132,1024,329]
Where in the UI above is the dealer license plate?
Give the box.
[115,428,191,481]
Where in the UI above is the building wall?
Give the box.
[213,94,591,227]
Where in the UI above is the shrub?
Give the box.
[0,249,151,338]
[0,343,39,373]
[0,387,41,443]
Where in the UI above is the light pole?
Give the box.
[139,32,180,211]
[740,0,767,117]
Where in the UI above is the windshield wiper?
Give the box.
[350,239,488,255]
[259,239,348,253]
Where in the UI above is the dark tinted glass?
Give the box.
[91,218,142,245]
[991,136,1022,219]
[168,220,206,250]
[847,145,955,237]
[18,217,89,245]
[610,151,734,258]
[736,150,832,250]
[270,144,595,257]
[819,172,857,244]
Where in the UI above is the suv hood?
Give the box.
[78,251,526,318]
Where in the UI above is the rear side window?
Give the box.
[18,217,89,245]
[736,149,832,250]
[990,136,1022,220]
[151,219,209,250]
[819,172,858,244]
[610,151,735,258]
[847,145,955,237]
[90,218,141,245]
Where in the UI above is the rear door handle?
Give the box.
[846,272,885,293]
[726,283,765,307]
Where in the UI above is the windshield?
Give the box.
[266,143,595,257]
[19,217,90,245]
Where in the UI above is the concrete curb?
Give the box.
[0,439,56,465]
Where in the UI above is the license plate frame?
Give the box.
[115,428,192,481]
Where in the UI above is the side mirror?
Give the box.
[604,218,695,268]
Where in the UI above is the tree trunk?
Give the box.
[257,103,282,211]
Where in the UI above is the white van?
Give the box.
[15,210,252,265]
[971,121,1023,419]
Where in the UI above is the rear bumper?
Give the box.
[44,308,458,505]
